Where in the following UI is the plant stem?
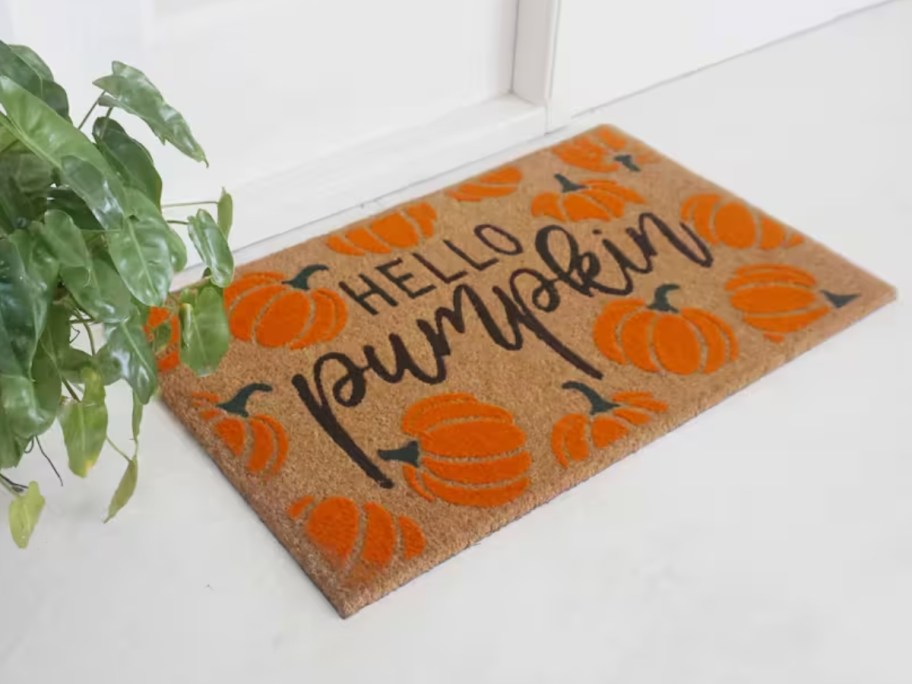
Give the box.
[77,94,103,130]
[62,379,81,401]
[35,438,63,487]
[105,437,132,463]
[167,220,189,226]
[162,200,218,209]
[0,473,26,496]
[80,320,96,355]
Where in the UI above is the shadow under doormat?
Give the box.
[157,125,895,617]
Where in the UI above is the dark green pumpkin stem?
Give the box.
[614,154,640,172]
[821,290,858,309]
[561,381,618,415]
[283,264,329,291]
[647,283,681,313]
[378,440,421,467]
[555,173,586,193]
[217,382,273,417]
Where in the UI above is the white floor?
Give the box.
[2,2,910,683]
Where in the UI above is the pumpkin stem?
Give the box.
[821,290,858,309]
[283,264,329,291]
[377,440,421,467]
[554,173,586,193]
[561,381,619,415]
[614,154,640,172]
[217,382,273,417]
[647,283,681,313]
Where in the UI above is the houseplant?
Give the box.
[0,41,234,547]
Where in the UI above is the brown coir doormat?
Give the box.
[158,125,895,617]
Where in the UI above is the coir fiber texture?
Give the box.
[157,125,895,617]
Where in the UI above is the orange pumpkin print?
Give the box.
[325,202,436,256]
[531,173,644,222]
[192,383,288,475]
[224,264,347,348]
[446,166,522,202]
[726,264,858,342]
[681,194,804,250]
[287,495,426,584]
[552,125,659,174]
[594,283,738,375]
[144,306,179,373]
[378,393,530,508]
[551,381,668,467]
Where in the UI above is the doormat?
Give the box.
[158,125,895,617]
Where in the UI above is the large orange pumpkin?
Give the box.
[378,393,530,508]
[192,383,288,475]
[325,202,436,256]
[446,166,522,202]
[224,264,347,348]
[681,194,804,250]
[531,173,644,222]
[593,284,738,375]
[144,306,179,373]
[551,381,668,467]
[287,495,426,584]
[726,263,858,342]
[552,126,659,174]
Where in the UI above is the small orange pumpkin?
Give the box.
[551,381,668,467]
[325,202,436,256]
[144,306,179,373]
[681,194,804,250]
[531,173,644,222]
[726,263,858,342]
[594,283,738,375]
[224,264,347,348]
[552,125,659,174]
[287,495,426,584]
[446,166,522,202]
[378,393,530,508]
[192,383,288,475]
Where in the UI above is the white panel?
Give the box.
[548,0,882,127]
[512,0,561,106]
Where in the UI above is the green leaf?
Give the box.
[0,230,58,377]
[0,152,52,231]
[59,368,108,477]
[162,226,187,272]
[104,456,137,523]
[8,481,45,548]
[47,188,105,233]
[188,209,233,287]
[58,154,126,232]
[131,391,143,439]
[0,401,25,468]
[217,188,233,237]
[9,45,53,81]
[94,62,207,164]
[37,209,91,268]
[179,284,229,376]
[92,116,162,206]
[0,40,69,119]
[0,76,127,225]
[97,309,158,403]
[0,345,59,438]
[108,188,173,306]
[61,257,132,325]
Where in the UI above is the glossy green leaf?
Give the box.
[217,188,232,237]
[0,403,25,468]
[59,154,126,232]
[61,257,132,325]
[0,76,126,222]
[97,309,157,403]
[37,209,91,268]
[59,368,107,477]
[94,62,207,164]
[0,40,68,119]
[162,226,187,272]
[92,116,162,205]
[188,209,233,287]
[47,188,105,233]
[8,481,45,548]
[108,189,173,305]
[0,152,52,231]
[0,346,59,439]
[179,284,229,376]
[104,456,138,523]
[0,230,58,377]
